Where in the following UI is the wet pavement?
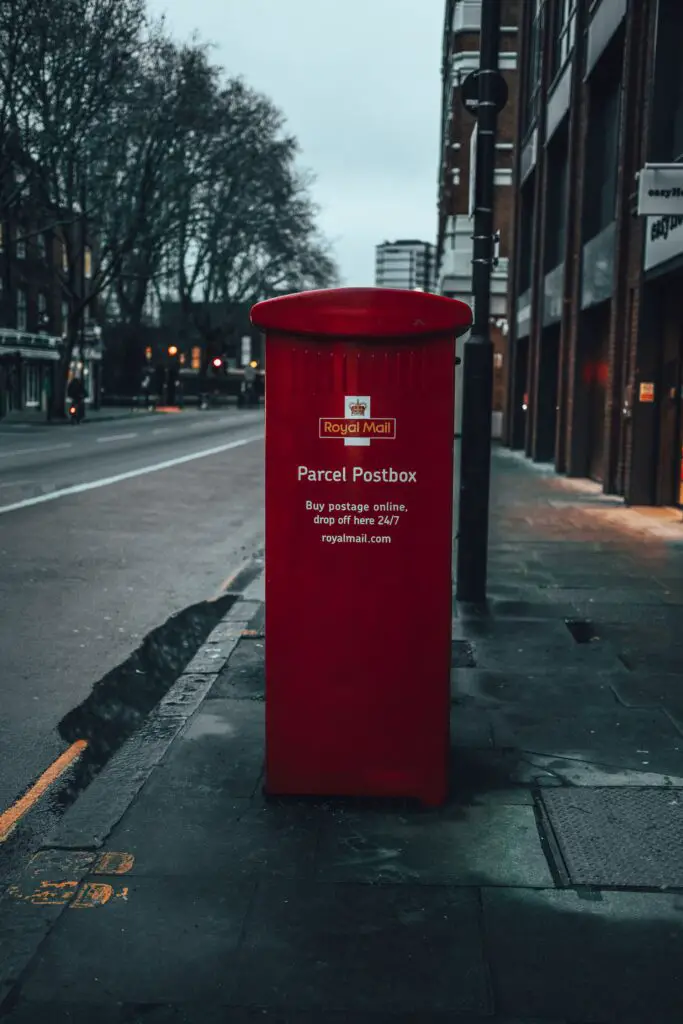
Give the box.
[2,447,683,1022]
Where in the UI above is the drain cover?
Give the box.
[541,788,683,888]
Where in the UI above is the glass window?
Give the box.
[453,0,481,31]
[61,300,69,336]
[524,0,544,133]
[62,243,68,273]
[84,246,93,279]
[38,233,47,261]
[551,0,577,79]
[17,289,27,331]
[16,236,26,259]
[24,365,41,408]
[38,293,48,333]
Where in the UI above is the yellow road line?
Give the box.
[0,740,88,843]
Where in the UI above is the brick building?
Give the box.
[506,0,683,508]
[436,0,521,432]
[0,164,102,417]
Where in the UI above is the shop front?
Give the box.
[0,331,61,418]
[640,212,683,507]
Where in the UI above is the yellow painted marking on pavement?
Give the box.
[7,880,79,906]
[7,879,130,909]
[0,740,88,843]
[71,882,114,908]
[93,851,135,875]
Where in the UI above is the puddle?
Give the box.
[54,593,237,802]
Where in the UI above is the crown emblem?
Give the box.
[349,399,367,416]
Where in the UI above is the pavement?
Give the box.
[2,445,683,1022]
[0,408,265,877]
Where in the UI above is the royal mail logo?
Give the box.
[319,395,396,447]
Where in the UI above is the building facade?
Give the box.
[375,240,436,291]
[0,166,102,417]
[506,0,683,508]
[436,0,521,424]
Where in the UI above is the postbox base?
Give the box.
[263,767,448,808]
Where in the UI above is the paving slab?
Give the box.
[210,638,265,700]
[452,668,624,711]
[103,791,320,880]
[18,877,255,1004]
[314,804,553,887]
[231,881,492,1015]
[154,698,265,799]
[483,887,683,1021]
[612,672,683,731]
[489,704,683,777]
[0,1004,566,1024]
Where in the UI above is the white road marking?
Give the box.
[0,480,32,489]
[152,427,172,434]
[0,442,73,460]
[96,432,137,443]
[0,434,263,515]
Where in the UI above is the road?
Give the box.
[0,408,264,875]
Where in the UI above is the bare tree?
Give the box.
[172,77,339,376]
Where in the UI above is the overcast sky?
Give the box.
[145,0,444,286]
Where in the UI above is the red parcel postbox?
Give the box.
[250,287,472,806]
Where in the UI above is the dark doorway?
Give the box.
[655,282,683,506]
[511,335,529,449]
[535,325,560,462]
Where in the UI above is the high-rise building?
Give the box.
[435,0,521,431]
[375,240,436,291]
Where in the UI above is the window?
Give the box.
[651,0,683,162]
[545,128,570,270]
[38,293,48,333]
[453,0,481,31]
[16,236,26,260]
[37,234,47,261]
[61,300,69,337]
[62,243,68,273]
[518,182,535,293]
[523,0,545,134]
[191,346,201,370]
[551,0,577,79]
[17,289,27,331]
[584,75,621,239]
[84,246,93,279]
[24,365,41,408]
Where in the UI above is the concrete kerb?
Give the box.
[0,583,263,1011]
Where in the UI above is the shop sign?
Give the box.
[644,213,683,271]
[637,165,683,216]
[639,382,655,403]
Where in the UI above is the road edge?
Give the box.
[0,568,264,1010]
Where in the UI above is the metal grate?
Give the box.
[541,788,683,888]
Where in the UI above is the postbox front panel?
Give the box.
[265,334,456,805]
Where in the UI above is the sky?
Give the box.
[145,0,444,286]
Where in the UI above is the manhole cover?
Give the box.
[541,788,683,888]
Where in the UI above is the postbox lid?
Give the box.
[250,287,472,339]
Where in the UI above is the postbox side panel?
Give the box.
[265,333,456,805]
